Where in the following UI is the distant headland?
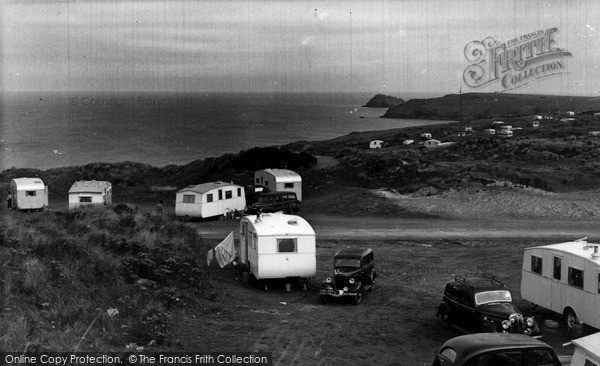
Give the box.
[381,92,600,120]
[362,94,404,108]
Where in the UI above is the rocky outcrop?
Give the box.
[363,94,404,108]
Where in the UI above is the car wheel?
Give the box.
[353,290,363,305]
[563,308,578,330]
[321,295,328,304]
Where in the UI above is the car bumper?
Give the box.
[319,289,359,297]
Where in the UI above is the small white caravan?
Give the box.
[68,181,112,209]
[175,181,246,219]
[369,140,383,149]
[570,332,600,366]
[424,139,441,148]
[521,238,600,330]
[239,213,316,287]
[254,169,302,201]
[10,178,48,211]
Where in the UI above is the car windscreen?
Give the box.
[257,196,273,203]
[334,258,360,268]
[474,290,512,306]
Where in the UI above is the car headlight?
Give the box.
[343,287,348,292]
[526,317,534,328]
[349,278,355,284]
[325,277,332,284]
[502,320,510,330]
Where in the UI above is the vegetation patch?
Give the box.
[0,205,212,352]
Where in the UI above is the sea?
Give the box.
[0,92,453,170]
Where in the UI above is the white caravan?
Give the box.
[521,238,600,330]
[175,181,246,219]
[254,169,302,201]
[10,178,48,211]
[68,180,112,209]
[239,212,316,289]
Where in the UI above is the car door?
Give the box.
[444,284,461,316]
[457,287,477,327]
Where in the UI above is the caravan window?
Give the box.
[284,183,294,189]
[553,256,562,280]
[183,194,196,203]
[218,190,223,200]
[225,190,232,199]
[237,188,242,197]
[206,194,213,203]
[531,255,543,275]
[255,177,260,184]
[79,196,92,203]
[277,238,297,253]
[26,191,36,197]
[568,267,584,289]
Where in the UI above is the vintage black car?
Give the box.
[244,192,299,215]
[319,248,376,305]
[437,274,541,336]
[431,333,563,366]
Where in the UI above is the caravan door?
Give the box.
[550,255,564,312]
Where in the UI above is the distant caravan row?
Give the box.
[8,169,302,220]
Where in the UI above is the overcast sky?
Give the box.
[2,0,599,95]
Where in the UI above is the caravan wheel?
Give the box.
[563,308,578,330]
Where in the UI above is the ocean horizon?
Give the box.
[1,91,455,170]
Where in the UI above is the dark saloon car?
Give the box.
[319,248,376,305]
[431,333,562,366]
[244,192,299,215]
[437,274,540,336]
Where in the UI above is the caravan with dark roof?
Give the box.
[175,181,246,219]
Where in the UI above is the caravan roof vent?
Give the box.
[287,218,298,225]
[592,245,600,260]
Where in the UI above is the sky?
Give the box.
[2,0,599,95]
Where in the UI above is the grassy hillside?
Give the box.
[0,205,214,351]
[289,115,600,194]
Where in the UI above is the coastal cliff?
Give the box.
[382,93,600,120]
[363,94,404,108]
